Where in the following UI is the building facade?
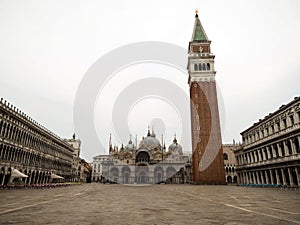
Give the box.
[188,11,225,184]
[78,159,92,183]
[234,97,300,187]
[65,136,82,182]
[98,129,192,184]
[223,143,239,183]
[0,98,74,185]
[91,154,110,182]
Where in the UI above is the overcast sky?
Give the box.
[1,0,300,162]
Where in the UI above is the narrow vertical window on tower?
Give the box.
[207,63,210,70]
[199,63,203,71]
[194,64,198,71]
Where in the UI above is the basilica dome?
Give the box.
[139,129,161,150]
[125,139,135,151]
[168,137,183,155]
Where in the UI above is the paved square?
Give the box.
[0,184,299,225]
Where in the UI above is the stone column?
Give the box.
[275,169,280,185]
[262,148,266,161]
[269,170,274,184]
[297,137,300,153]
[243,173,246,184]
[237,173,241,184]
[254,151,258,162]
[290,139,297,155]
[0,174,5,185]
[277,143,283,157]
[42,174,46,184]
[283,140,289,156]
[295,167,300,187]
[246,172,250,184]
[249,172,253,184]
[261,171,266,184]
[24,176,28,185]
[281,168,287,186]
[256,149,261,162]
[271,145,276,158]
[260,171,263,184]
[250,172,254,184]
[264,170,268,184]
[241,173,245,184]
[266,146,271,159]
[247,172,250,184]
[256,171,260,184]
[246,172,251,184]
[28,173,32,185]
[258,171,262,184]
[288,168,294,187]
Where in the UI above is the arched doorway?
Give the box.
[4,168,11,185]
[154,166,164,183]
[136,165,149,184]
[233,175,237,183]
[166,167,176,183]
[122,166,131,184]
[137,171,147,184]
[227,176,232,183]
[110,167,119,183]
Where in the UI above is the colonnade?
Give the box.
[238,166,299,187]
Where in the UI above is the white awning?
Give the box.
[12,169,28,178]
[51,174,64,179]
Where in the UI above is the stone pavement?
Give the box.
[0,183,299,225]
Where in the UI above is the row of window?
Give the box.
[0,115,72,161]
[194,63,211,71]
[237,137,300,166]
[225,167,235,173]
[243,111,300,145]
[0,143,71,171]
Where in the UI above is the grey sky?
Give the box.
[1,0,300,162]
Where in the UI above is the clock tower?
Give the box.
[188,11,225,184]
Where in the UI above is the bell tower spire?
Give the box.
[188,10,225,184]
[191,9,209,42]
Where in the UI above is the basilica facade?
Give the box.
[99,129,192,184]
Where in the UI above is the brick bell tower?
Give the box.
[188,10,225,184]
